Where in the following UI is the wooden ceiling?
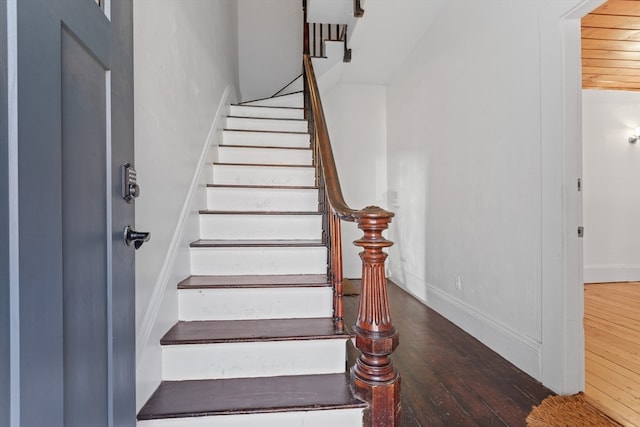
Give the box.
[582,0,640,91]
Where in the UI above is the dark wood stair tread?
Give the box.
[220,144,311,150]
[213,162,313,168]
[198,210,320,215]
[207,183,318,190]
[178,274,330,289]
[226,116,307,122]
[137,373,366,421]
[190,239,325,248]
[230,104,303,111]
[161,318,348,345]
[223,129,308,135]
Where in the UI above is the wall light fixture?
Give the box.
[629,127,640,143]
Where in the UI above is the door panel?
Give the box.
[61,27,109,426]
[13,0,135,426]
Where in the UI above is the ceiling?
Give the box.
[582,0,640,91]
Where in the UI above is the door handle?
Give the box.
[124,225,150,249]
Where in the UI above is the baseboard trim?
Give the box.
[390,271,542,380]
[135,85,232,369]
[584,264,640,283]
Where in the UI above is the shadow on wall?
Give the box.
[388,150,428,302]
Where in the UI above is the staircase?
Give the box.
[137,92,368,426]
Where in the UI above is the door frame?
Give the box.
[2,0,19,424]
[539,0,604,394]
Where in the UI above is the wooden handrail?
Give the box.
[302,51,402,427]
[303,55,358,222]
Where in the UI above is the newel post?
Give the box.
[351,206,401,426]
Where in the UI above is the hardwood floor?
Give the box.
[345,280,554,426]
[584,282,640,427]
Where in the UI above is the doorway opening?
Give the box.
[580,1,640,425]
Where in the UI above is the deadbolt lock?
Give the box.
[122,163,140,203]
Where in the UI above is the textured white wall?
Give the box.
[339,0,446,85]
[583,90,640,283]
[133,0,239,410]
[384,0,587,393]
[322,84,388,278]
[237,0,302,102]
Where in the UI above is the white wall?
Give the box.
[237,0,302,102]
[583,90,640,283]
[133,0,239,410]
[339,0,446,85]
[384,0,586,393]
[322,84,388,278]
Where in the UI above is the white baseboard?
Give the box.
[584,264,640,283]
[135,85,233,410]
[389,271,543,381]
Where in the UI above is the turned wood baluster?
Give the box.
[302,0,309,55]
[330,212,344,332]
[352,206,401,427]
[354,0,365,17]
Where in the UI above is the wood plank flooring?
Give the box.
[345,280,554,426]
[585,282,640,427]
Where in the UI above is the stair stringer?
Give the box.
[135,85,236,411]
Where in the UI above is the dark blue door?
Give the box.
[2,0,135,425]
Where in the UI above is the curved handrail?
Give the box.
[303,54,393,223]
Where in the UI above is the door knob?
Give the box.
[124,225,150,249]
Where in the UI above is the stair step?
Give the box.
[137,374,366,426]
[190,239,324,248]
[188,239,327,274]
[217,145,313,165]
[206,185,319,211]
[229,104,304,120]
[240,91,303,108]
[178,285,332,321]
[211,163,315,186]
[161,318,346,344]
[223,129,310,148]
[177,274,332,321]
[199,211,322,240]
[160,318,349,380]
[226,116,308,133]
[178,274,330,289]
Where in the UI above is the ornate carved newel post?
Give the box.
[352,206,401,426]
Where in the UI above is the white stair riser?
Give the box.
[223,130,310,148]
[229,105,303,120]
[242,92,303,108]
[207,187,318,212]
[178,287,332,321]
[137,408,364,427]
[212,164,315,186]
[199,215,322,240]
[226,117,308,133]
[162,340,347,381]
[217,146,312,165]
[206,187,319,211]
[190,246,327,276]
